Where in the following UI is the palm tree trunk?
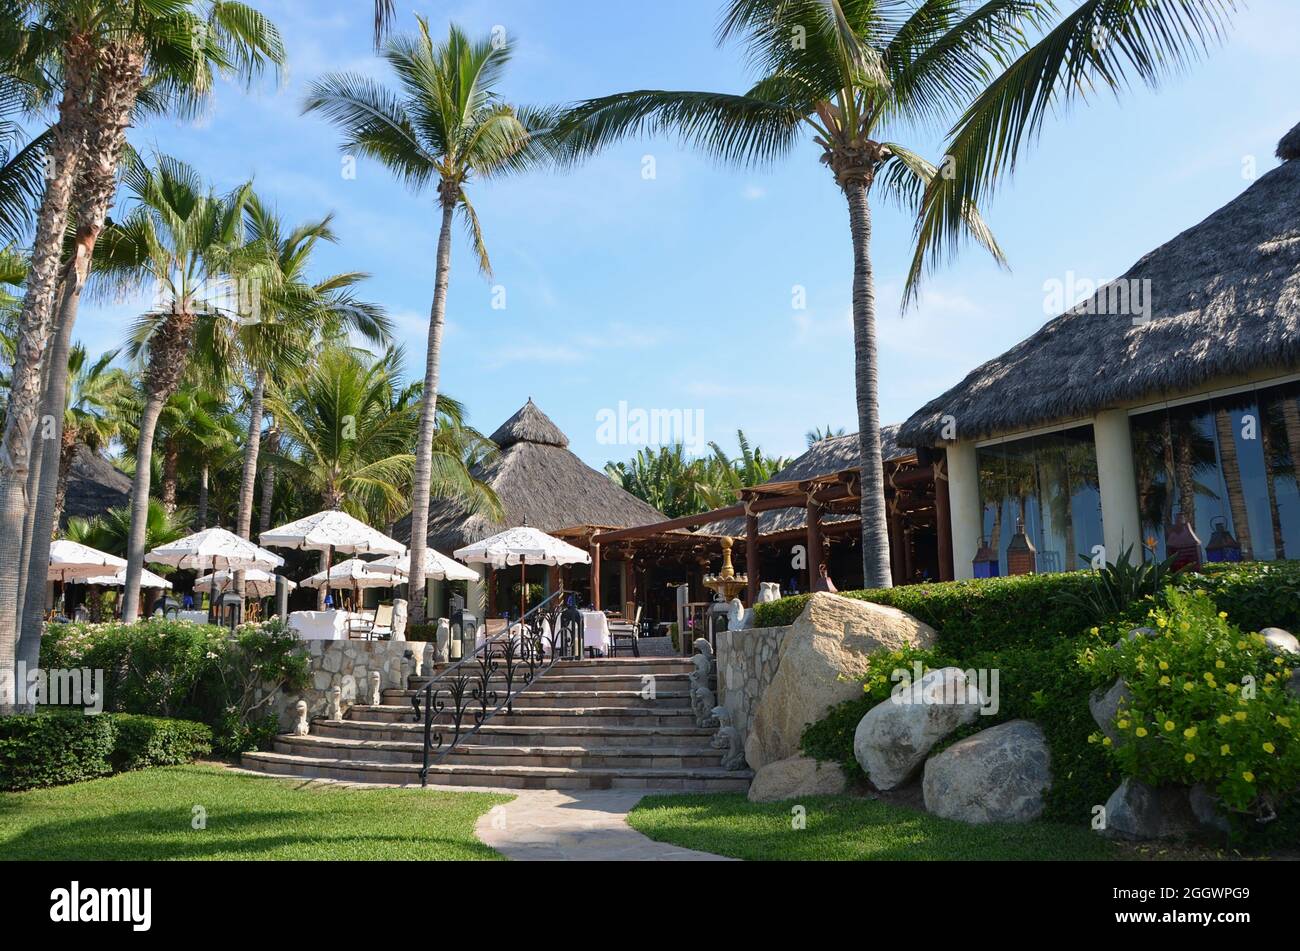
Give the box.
[406,199,457,624]
[233,370,266,596]
[258,428,279,535]
[160,437,179,513]
[1213,408,1254,559]
[0,43,94,689]
[197,464,210,529]
[122,314,195,622]
[843,179,891,588]
[54,430,77,529]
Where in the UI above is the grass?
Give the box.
[627,793,1122,861]
[0,764,511,861]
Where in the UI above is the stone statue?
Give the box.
[435,618,452,664]
[757,582,781,604]
[710,705,746,770]
[293,700,310,736]
[689,638,717,727]
[391,598,409,641]
[693,637,714,660]
[326,686,343,721]
[728,597,755,631]
[368,670,382,706]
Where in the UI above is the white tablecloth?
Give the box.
[580,611,611,653]
[176,610,209,625]
[288,610,354,640]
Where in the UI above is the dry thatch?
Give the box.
[1278,120,1300,162]
[900,128,1300,447]
[396,400,668,552]
[61,444,131,526]
[699,426,907,538]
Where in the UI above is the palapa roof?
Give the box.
[61,444,131,526]
[396,400,669,552]
[900,121,1300,447]
[700,426,909,538]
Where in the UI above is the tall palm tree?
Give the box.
[92,155,259,622]
[54,343,128,524]
[807,425,846,447]
[555,0,1234,588]
[303,16,560,623]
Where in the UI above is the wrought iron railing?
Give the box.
[411,590,583,786]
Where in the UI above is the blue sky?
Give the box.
[77,0,1300,469]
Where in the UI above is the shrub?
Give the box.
[0,712,210,791]
[0,712,116,790]
[1079,587,1300,821]
[407,623,439,643]
[112,714,213,771]
[1176,561,1300,634]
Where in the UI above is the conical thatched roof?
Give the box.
[700,426,908,538]
[396,400,668,553]
[61,444,131,526]
[900,138,1300,447]
[1277,120,1300,162]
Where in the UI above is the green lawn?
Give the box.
[0,764,511,860]
[628,794,1121,861]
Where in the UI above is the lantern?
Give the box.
[972,536,999,579]
[1205,517,1243,563]
[1006,519,1038,576]
[1166,512,1203,572]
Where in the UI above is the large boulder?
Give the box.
[1088,678,1133,746]
[747,754,848,803]
[852,667,984,790]
[744,593,936,769]
[922,720,1052,824]
[1101,778,1200,841]
[1262,627,1300,656]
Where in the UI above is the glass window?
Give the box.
[976,426,1102,574]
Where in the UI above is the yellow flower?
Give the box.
[1159,660,1169,670]
[1234,711,1247,721]
[1275,656,1285,666]
[1226,683,1238,694]
[1217,715,1231,726]
[1164,720,1176,732]
[1157,618,1168,628]
[1220,744,1231,756]
[1159,676,1171,686]
[1215,660,1225,669]
[1243,771,1255,783]
[1183,681,1195,692]
[1117,719,1130,730]
[1180,621,1191,632]
[1183,727,1197,739]
[1136,727,1149,738]
[1263,742,1276,754]
[1102,737,1112,747]
[1237,641,1247,650]
[1185,753,1196,763]
[1278,716,1292,728]
[1090,627,1100,636]
[1265,673,1276,685]
[1219,612,1228,619]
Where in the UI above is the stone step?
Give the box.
[272,734,726,769]
[241,750,753,792]
[385,688,692,709]
[348,704,701,727]
[403,672,691,692]
[311,718,718,748]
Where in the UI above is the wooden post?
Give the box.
[902,523,914,583]
[806,498,823,592]
[934,454,955,582]
[888,508,906,586]
[745,512,759,605]
[547,564,560,598]
[592,542,601,611]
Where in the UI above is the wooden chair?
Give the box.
[608,604,641,657]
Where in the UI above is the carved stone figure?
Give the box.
[711,705,746,770]
[368,670,382,706]
[326,686,343,721]
[435,618,452,663]
[391,598,409,641]
[293,700,310,736]
[756,582,781,603]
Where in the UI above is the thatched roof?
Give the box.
[900,125,1300,447]
[1278,120,1300,162]
[699,426,908,538]
[61,444,131,526]
[396,400,669,552]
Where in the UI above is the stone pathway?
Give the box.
[475,789,734,861]
[635,636,679,657]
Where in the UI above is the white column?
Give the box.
[466,566,486,618]
[946,440,982,581]
[1094,409,1143,565]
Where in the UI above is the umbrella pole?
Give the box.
[520,558,526,622]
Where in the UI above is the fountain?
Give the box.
[702,536,748,602]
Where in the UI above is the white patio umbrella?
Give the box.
[260,510,404,608]
[300,558,403,610]
[455,526,590,621]
[147,528,284,617]
[194,568,293,599]
[82,567,171,590]
[48,540,129,615]
[371,548,480,583]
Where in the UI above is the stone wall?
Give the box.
[715,626,785,751]
[256,639,429,731]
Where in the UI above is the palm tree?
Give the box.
[222,197,390,568]
[806,425,846,447]
[92,155,259,622]
[555,0,1235,588]
[54,344,128,525]
[303,17,560,623]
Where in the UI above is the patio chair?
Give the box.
[608,604,641,657]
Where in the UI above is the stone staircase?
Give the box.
[241,657,752,792]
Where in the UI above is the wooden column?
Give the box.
[934,453,955,582]
[591,542,601,611]
[745,512,759,605]
[620,558,631,613]
[887,507,906,586]
[806,498,823,592]
[902,523,914,583]
[547,565,560,598]
[487,568,497,618]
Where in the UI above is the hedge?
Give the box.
[406,623,439,643]
[0,712,212,791]
[754,561,1300,653]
